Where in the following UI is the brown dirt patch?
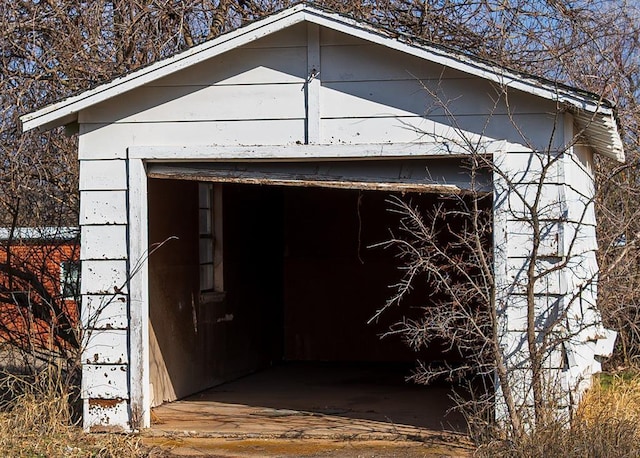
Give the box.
[144,437,473,457]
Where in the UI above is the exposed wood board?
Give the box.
[83,330,128,364]
[81,83,305,124]
[79,160,128,191]
[81,260,128,295]
[82,294,128,330]
[151,171,465,193]
[81,225,128,260]
[128,158,151,429]
[80,190,128,225]
[128,141,526,161]
[82,364,129,399]
[78,120,306,159]
[306,23,321,144]
[149,158,483,185]
[146,160,487,193]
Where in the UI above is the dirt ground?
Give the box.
[143,437,473,457]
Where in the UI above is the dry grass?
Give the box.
[0,367,148,458]
[476,371,640,458]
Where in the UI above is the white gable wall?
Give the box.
[76,21,601,431]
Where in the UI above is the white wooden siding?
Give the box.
[77,23,564,159]
[318,38,562,151]
[502,295,563,332]
[83,330,129,365]
[79,191,128,225]
[79,160,128,191]
[82,294,128,330]
[81,84,305,124]
[82,365,129,399]
[78,120,306,159]
[81,226,127,260]
[81,260,128,295]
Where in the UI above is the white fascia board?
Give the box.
[301,9,612,116]
[20,5,308,132]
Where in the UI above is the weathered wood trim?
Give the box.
[150,171,465,194]
[306,23,321,144]
[148,159,491,194]
[127,158,150,429]
[128,141,524,160]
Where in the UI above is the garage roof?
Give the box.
[20,2,624,162]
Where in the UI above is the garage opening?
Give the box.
[146,161,487,437]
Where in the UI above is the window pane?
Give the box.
[61,261,81,300]
[200,264,214,291]
[200,238,213,263]
[199,183,211,208]
[199,209,211,235]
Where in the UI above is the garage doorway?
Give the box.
[146,164,480,436]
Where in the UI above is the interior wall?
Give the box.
[282,188,436,363]
[148,180,285,406]
[148,178,200,406]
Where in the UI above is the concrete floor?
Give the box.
[148,363,466,440]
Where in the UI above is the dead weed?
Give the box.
[476,371,640,458]
[0,367,147,457]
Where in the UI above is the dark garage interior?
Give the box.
[147,178,470,435]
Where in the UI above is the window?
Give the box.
[199,183,224,300]
[60,261,81,300]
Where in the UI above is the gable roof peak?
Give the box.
[20,2,623,161]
